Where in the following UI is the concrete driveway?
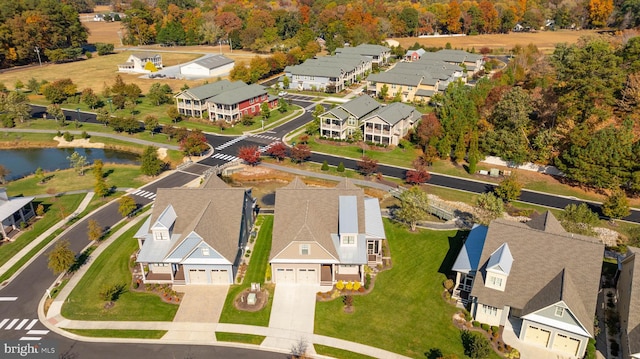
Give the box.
[172,285,229,323]
[268,284,320,333]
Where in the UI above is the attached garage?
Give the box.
[297,268,317,284]
[189,269,207,284]
[524,326,551,347]
[552,334,580,356]
[210,269,229,284]
[276,268,295,283]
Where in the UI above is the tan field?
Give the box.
[391,29,601,53]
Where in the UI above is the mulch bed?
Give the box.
[233,289,269,312]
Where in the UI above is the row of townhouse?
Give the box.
[319,95,420,146]
[135,175,385,287]
[367,49,483,103]
[173,80,278,122]
[283,44,390,93]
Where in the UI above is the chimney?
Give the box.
[0,188,8,202]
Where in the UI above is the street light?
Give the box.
[106,98,113,113]
[261,118,264,130]
[34,46,42,67]
[76,108,81,121]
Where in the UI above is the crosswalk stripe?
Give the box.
[26,330,49,335]
[19,337,41,341]
[0,297,18,301]
[25,319,37,330]
[143,192,155,199]
[132,190,142,195]
[149,194,156,199]
[5,319,19,330]
[0,319,8,329]
[14,319,29,330]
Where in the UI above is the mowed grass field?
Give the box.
[392,29,600,53]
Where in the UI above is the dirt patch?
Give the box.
[54,136,105,149]
[233,289,269,312]
[392,29,601,54]
[156,147,167,160]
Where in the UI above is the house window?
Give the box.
[482,305,498,316]
[201,247,210,256]
[489,275,502,287]
[555,307,564,317]
[155,231,167,240]
[300,244,310,255]
[342,235,355,245]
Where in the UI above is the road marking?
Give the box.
[25,319,37,330]
[19,337,41,341]
[26,330,49,335]
[5,319,19,329]
[0,319,8,329]
[14,319,29,330]
[0,297,17,301]
[132,190,142,195]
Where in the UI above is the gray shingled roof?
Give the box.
[367,72,421,87]
[206,83,266,105]
[340,95,381,118]
[335,44,390,56]
[148,186,248,263]
[191,54,234,69]
[469,212,603,336]
[271,180,365,261]
[622,247,640,355]
[421,49,483,63]
[178,80,246,101]
[365,102,418,126]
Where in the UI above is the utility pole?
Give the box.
[34,46,42,67]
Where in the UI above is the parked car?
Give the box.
[278,91,288,97]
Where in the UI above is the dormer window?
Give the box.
[555,307,564,317]
[202,247,210,256]
[489,275,502,287]
[342,235,355,245]
[154,231,168,241]
[300,244,310,255]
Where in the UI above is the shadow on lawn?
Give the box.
[438,230,468,276]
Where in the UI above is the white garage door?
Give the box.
[552,334,580,356]
[297,268,317,284]
[276,268,295,283]
[524,326,551,347]
[210,269,228,284]
[189,269,207,284]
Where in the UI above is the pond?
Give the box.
[0,148,140,181]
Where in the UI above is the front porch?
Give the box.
[0,198,35,240]
[140,263,185,285]
[320,264,364,286]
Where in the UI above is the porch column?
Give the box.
[139,263,147,282]
[10,213,16,230]
[170,264,175,281]
[331,264,335,283]
[19,208,26,224]
[360,265,364,284]
[29,202,34,216]
[0,219,6,239]
[453,272,461,299]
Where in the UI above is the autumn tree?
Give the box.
[395,186,430,231]
[87,219,103,241]
[47,239,75,275]
[180,130,209,156]
[80,88,100,109]
[144,115,159,136]
[494,173,522,203]
[357,156,379,176]
[167,106,181,123]
[0,165,10,184]
[445,0,463,34]
[290,144,311,163]
[559,203,600,235]
[140,146,163,176]
[35,167,45,184]
[47,104,66,126]
[265,142,288,162]
[147,83,172,106]
[238,146,261,166]
[602,188,630,220]
[588,0,614,27]
[474,192,504,225]
[67,151,87,176]
[118,196,137,218]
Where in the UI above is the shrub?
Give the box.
[364,273,371,289]
[321,160,329,171]
[443,279,454,291]
[36,204,45,216]
[335,280,345,291]
[99,283,126,302]
[472,321,480,327]
[480,323,490,332]
[81,131,90,139]
[353,281,361,291]
[461,330,491,359]
[345,281,354,291]
[63,131,74,142]
[265,264,271,282]
[584,339,596,359]
[491,326,500,335]
[337,162,345,172]
[343,295,353,307]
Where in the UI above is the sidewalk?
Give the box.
[40,210,411,359]
[0,191,95,282]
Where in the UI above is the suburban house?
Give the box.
[269,178,385,285]
[362,102,419,146]
[404,48,426,61]
[319,95,381,140]
[179,55,234,77]
[0,188,35,240]
[117,53,163,73]
[334,44,391,66]
[451,212,604,358]
[617,246,640,359]
[174,80,277,121]
[134,175,256,285]
[366,56,464,102]
[283,53,372,93]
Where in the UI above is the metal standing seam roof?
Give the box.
[0,196,34,221]
[206,84,267,106]
[189,55,234,69]
[151,204,177,230]
[331,233,367,264]
[452,224,488,272]
[339,196,359,234]
[364,198,385,239]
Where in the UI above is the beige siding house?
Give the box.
[319,95,380,140]
[134,175,255,286]
[452,212,603,358]
[269,178,385,285]
[118,53,163,73]
[362,102,419,146]
[617,246,640,359]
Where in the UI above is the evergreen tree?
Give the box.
[140,146,163,176]
[321,160,329,171]
[337,162,345,172]
[602,188,631,220]
[467,131,479,174]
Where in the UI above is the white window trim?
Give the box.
[555,306,564,317]
[300,244,310,255]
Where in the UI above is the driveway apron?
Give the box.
[268,284,319,333]
[172,285,229,323]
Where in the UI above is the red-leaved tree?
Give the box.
[180,130,209,156]
[290,144,311,163]
[238,146,261,166]
[357,156,378,176]
[405,168,431,184]
[265,142,288,162]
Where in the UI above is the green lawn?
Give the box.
[314,344,376,359]
[306,137,419,168]
[6,164,146,196]
[315,219,500,359]
[215,332,265,345]
[64,329,167,339]
[0,194,84,269]
[61,217,179,321]
[219,215,273,326]
[0,132,58,146]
